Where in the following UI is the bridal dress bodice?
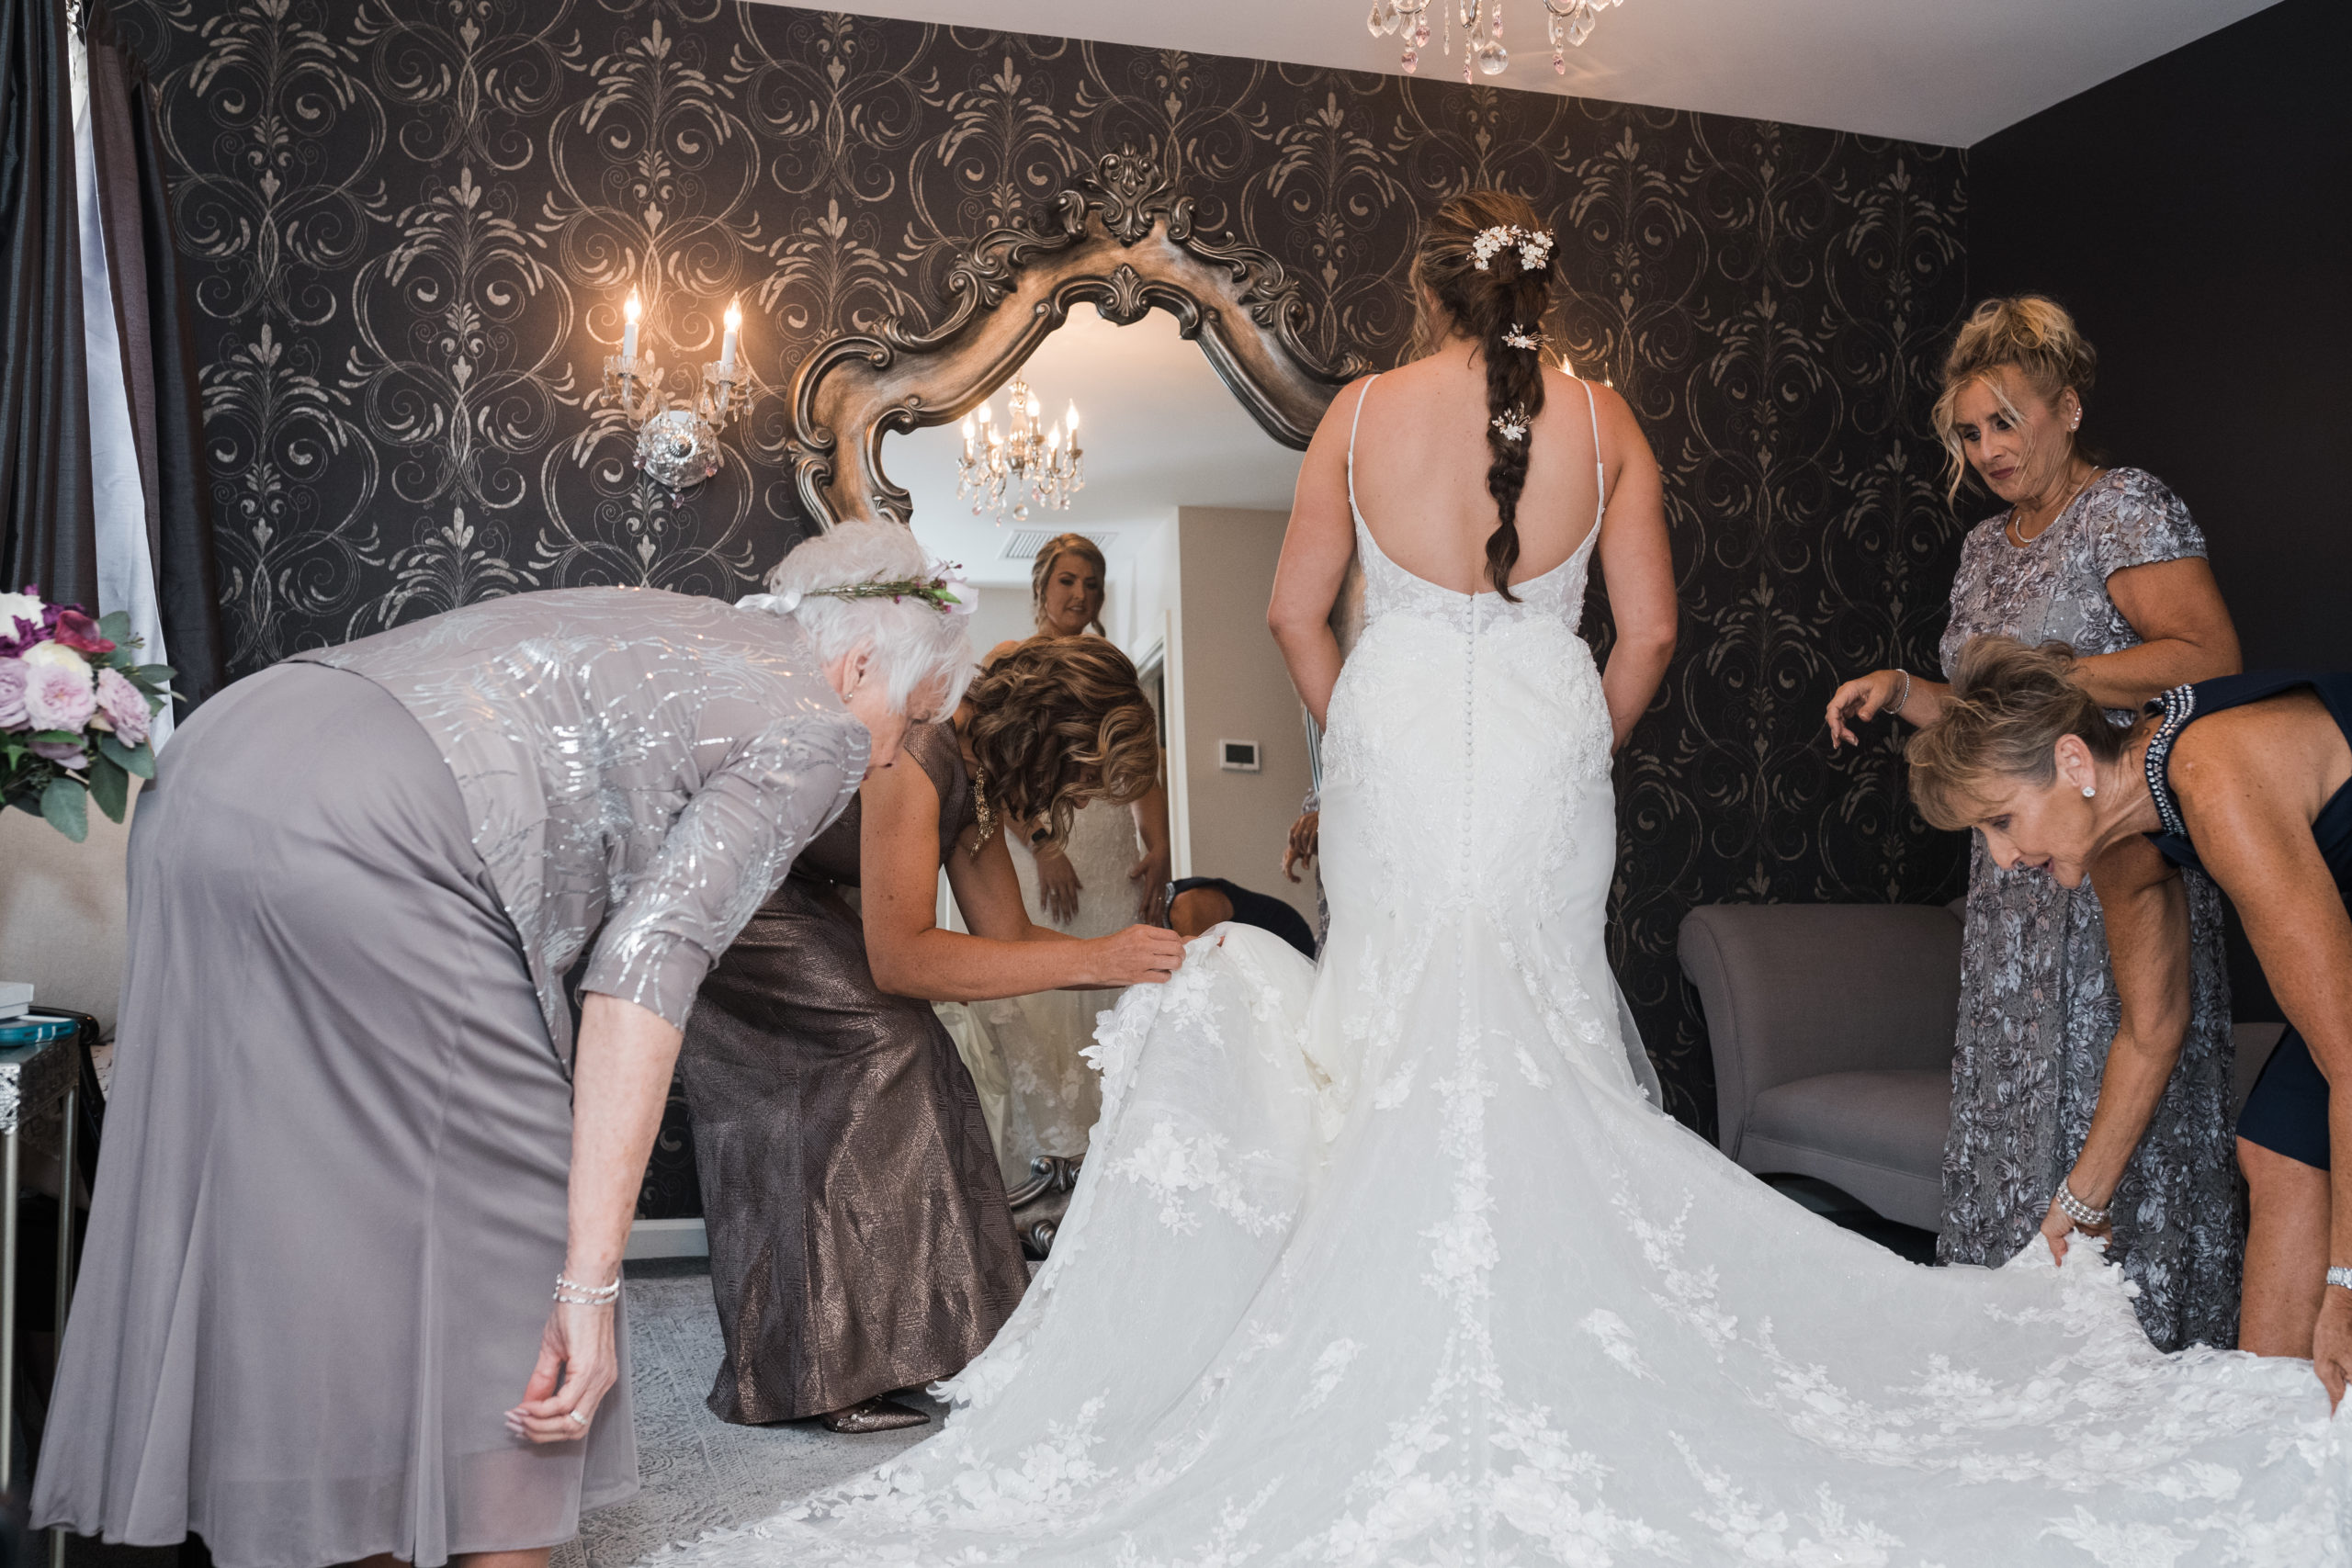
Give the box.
[669,381,2347,1566]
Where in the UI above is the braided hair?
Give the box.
[1411,190,1561,602]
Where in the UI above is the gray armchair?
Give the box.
[1680,900,2289,1239]
[1679,903,1964,1232]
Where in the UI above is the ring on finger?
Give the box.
[568,1409,589,1427]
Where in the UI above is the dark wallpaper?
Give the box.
[110,0,1973,1206]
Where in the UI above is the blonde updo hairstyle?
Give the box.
[1030,532,1108,636]
[964,637,1159,843]
[763,518,975,714]
[1906,635,2126,831]
[1929,295,2099,502]
[1412,188,1560,601]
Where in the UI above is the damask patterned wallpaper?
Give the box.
[111,0,1972,1190]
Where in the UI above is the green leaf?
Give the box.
[28,729,81,747]
[97,610,133,644]
[98,731,154,779]
[136,664,176,684]
[87,753,129,823]
[40,777,88,842]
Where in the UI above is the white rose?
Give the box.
[22,640,92,687]
[0,591,43,632]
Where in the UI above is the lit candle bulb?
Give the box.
[1066,400,1080,437]
[1026,392,1041,420]
[976,401,991,427]
[1558,355,1576,378]
[961,415,975,456]
[718,298,741,379]
[622,290,641,363]
[1047,422,1063,451]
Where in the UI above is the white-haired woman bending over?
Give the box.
[37,522,970,1568]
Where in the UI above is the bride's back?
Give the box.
[1350,351,1602,595]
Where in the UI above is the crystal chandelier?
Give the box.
[1369,0,1625,80]
[956,378,1084,524]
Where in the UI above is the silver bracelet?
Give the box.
[554,1271,620,1304]
[2053,1182,2110,1229]
[1884,669,1912,721]
[2327,1266,2352,1292]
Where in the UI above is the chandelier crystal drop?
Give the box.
[1384,0,1621,78]
[956,378,1084,525]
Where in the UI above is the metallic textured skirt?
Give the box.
[683,880,1026,1424]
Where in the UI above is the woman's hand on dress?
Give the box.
[1128,844,1171,923]
[2313,1289,2352,1410]
[1825,671,1906,750]
[1035,841,1083,924]
[1085,923,1186,986]
[2036,1196,2109,1266]
[1284,811,1320,883]
[506,1296,620,1444]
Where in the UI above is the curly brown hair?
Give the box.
[964,636,1159,843]
[1906,635,2125,830]
[1411,188,1560,601]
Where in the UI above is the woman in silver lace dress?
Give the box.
[1826,298,2242,1349]
[37,524,971,1568]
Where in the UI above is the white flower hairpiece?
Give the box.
[1470,224,1555,274]
[1500,323,1548,351]
[1491,407,1531,443]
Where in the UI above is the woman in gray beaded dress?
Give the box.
[1826,296,2243,1349]
[36,522,973,1568]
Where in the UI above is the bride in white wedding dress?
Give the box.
[667,193,2346,1564]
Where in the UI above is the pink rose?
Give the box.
[50,608,115,656]
[95,666,150,746]
[0,659,26,728]
[23,660,97,732]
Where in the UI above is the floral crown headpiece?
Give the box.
[1470,224,1555,275]
[738,563,975,619]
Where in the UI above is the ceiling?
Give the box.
[899,304,1303,586]
[786,0,2276,146]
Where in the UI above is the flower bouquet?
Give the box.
[1,586,174,842]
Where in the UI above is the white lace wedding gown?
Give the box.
[669,383,2347,1564]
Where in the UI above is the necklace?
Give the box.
[2007,463,2098,547]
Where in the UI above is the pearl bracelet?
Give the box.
[2053,1182,2109,1229]
[554,1270,620,1306]
[2327,1266,2352,1292]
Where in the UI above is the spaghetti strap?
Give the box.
[1580,376,1606,519]
[1346,375,1378,521]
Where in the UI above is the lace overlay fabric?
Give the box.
[1936,468,2239,1350]
[653,471,2346,1564]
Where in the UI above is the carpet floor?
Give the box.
[553,1264,944,1568]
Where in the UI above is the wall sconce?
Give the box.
[600,292,744,490]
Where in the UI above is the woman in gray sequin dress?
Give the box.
[37,525,972,1568]
[685,637,1185,1433]
[1826,298,2243,1349]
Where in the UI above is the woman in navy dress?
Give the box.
[1907,636,2352,1404]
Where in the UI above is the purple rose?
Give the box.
[27,739,87,770]
[0,658,26,728]
[95,666,150,746]
[23,660,97,732]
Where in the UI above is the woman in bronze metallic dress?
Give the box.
[685,637,1183,1431]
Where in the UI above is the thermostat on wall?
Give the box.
[1218,739,1261,773]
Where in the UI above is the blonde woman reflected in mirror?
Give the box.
[963,533,1174,1187]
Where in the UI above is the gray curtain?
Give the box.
[0,0,96,610]
[83,0,224,707]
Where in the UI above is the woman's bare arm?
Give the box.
[2074,558,2241,710]
[2045,834,2190,1259]
[1128,778,1172,922]
[1269,378,1371,728]
[859,761,1184,999]
[1589,387,1675,751]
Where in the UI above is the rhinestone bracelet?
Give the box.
[2053,1182,2109,1229]
[2327,1266,2352,1292]
[554,1271,620,1306]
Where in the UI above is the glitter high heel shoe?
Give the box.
[817,1395,931,1434]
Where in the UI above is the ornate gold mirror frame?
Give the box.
[786,152,1373,529]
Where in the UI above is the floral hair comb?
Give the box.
[1470,224,1555,274]
[1491,407,1532,443]
[1500,323,1549,352]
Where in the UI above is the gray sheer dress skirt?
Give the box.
[33,662,635,1568]
[1934,468,2239,1351]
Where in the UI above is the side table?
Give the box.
[0,1027,81,1562]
